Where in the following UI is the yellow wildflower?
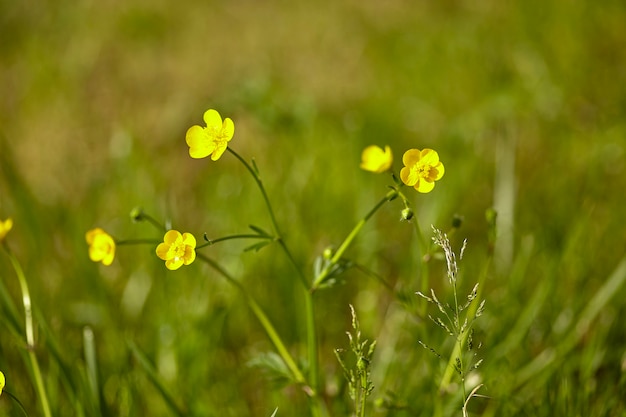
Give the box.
[0,370,4,396]
[186,109,235,160]
[0,218,12,242]
[156,230,196,270]
[85,228,116,266]
[360,145,393,173]
[400,148,445,193]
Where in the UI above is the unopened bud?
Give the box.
[130,207,145,222]
[451,214,463,229]
[401,207,414,221]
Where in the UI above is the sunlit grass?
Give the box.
[2,1,626,416]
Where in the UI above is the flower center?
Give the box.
[96,237,112,253]
[417,162,433,179]
[169,242,186,261]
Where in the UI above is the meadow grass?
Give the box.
[2,1,626,416]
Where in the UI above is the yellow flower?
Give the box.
[156,230,196,270]
[85,228,116,266]
[400,148,445,193]
[0,218,13,242]
[186,109,235,160]
[360,145,393,173]
[0,370,5,396]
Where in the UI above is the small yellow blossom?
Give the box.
[0,218,13,242]
[360,145,393,173]
[156,230,196,270]
[86,228,116,266]
[186,109,235,160]
[0,370,4,396]
[400,148,445,193]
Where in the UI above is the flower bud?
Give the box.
[130,207,145,222]
[451,214,463,229]
[401,207,414,221]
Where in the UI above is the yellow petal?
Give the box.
[102,252,114,266]
[165,258,184,270]
[185,125,203,146]
[360,145,393,173]
[163,230,182,245]
[203,109,223,129]
[432,162,445,180]
[222,117,235,140]
[402,149,422,167]
[156,242,170,260]
[181,232,197,248]
[183,246,196,265]
[85,228,98,245]
[186,126,214,159]
[420,149,440,165]
[0,370,5,395]
[86,228,115,265]
[400,166,415,186]
[0,218,13,241]
[210,143,228,161]
[416,179,436,193]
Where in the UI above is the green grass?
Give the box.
[2,1,626,416]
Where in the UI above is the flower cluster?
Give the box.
[86,109,446,271]
[360,145,445,193]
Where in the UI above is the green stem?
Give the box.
[4,245,53,417]
[227,148,279,234]
[116,238,160,246]
[228,147,309,287]
[359,387,367,417]
[303,290,322,414]
[312,189,397,291]
[127,340,187,417]
[452,280,467,400]
[438,254,492,392]
[397,189,428,256]
[227,147,324,416]
[397,189,431,317]
[4,390,30,417]
[140,212,166,232]
[196,254,307,387]
[198,233,273,249]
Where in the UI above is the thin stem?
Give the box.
[196,253,307,387]
[127,340,187,417]
[116,238,160,246]
[359,387,367,417]
[227,148,280,235]
[227,147,325,416]
[227,147,309,288]
[141,212,166,232]
[397,189,431,317]
[452,280,467,400]
[4,245,52,417]
[312,188,397,291]
[4,390,30,417]
[439,255,492,392]
[397,189,428,256]
[303,290,321,408]
[198,233,273,249]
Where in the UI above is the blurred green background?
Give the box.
[1,0,626,416]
